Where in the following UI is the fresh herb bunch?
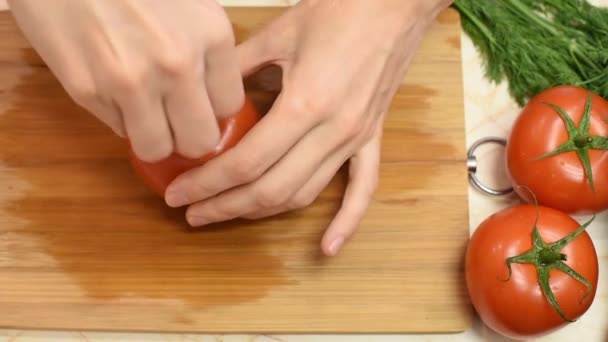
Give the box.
[453,0,608,106]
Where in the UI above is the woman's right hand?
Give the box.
[8,0,244,162]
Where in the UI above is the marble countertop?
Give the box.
[0,0,606,341]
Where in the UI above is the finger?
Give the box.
[71,91,127,138]
[244,88,393,222]
[316,58,401,255]
[242,112,382,221]
[237,16,289,77]
[205,43,246,119]
[164,92,317,208]
[316,61,396,256]
[321,120,383,257]
[164,75,221,159]
[98,100,126,138]
[242,146,351,220]
[184,120,342,226]
[120,91,174,162]
[164,17,295,207]
[52,60,127,138]
[240,203,287,221]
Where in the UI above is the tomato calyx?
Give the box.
[531,93,608,191]
[573,135,594,148]
[501,197,596,322]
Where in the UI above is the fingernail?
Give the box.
[165,187,188,207]
[328,236,344,256]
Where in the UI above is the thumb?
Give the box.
[236,19,291,78]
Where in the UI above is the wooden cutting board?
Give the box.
[0,7,472,333]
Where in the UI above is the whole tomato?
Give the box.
[128,96,261,197]
[465,204,598,340]
[506,85,608,214]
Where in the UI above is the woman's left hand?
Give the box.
[164,0,454,256]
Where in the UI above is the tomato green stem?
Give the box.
[501,187,595,322]
[532,93,608,191]
[538,249,567,265]
[574,136,593,148]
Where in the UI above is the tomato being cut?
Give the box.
[465,203,598,340]
[127,96,261,197]
[505,85,608,214]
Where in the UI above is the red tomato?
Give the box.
[506,85,608,214]
[466,204,598,340]
[127,96,261,197]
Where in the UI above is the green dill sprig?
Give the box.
[453,0,608,106]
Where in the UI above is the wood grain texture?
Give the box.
[0,7,472,333]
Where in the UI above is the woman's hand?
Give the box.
[164,0,454,256]
[8,0,244,162]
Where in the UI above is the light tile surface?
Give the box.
[0,0,606,341]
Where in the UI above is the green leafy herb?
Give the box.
[452,0,608,106]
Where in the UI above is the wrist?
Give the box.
[414,0,455,17]
[376,0,453,38]
[375,0,454,25]
[390,0,454,19]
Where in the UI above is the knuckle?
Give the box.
[288,193,316,210]
[354,122,378,148]
[208,203,237,221]
[229,154,264,183]
[187,179,215,199]
[209,32,235,50]
[229,165,254,184]
[254,186,288,208]
[62,78,98,108]
[287,94,328,119]
[107,66,143,93]
[133,136,173,163]
[153,30,197,77]
[364,124,377,142]
[205,19,235,48]
[157,52,194,78]
[340,117,365,141]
